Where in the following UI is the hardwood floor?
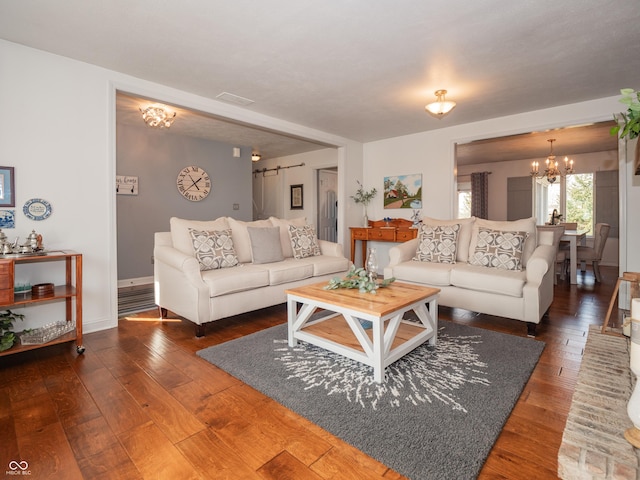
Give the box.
[0,266,624,479]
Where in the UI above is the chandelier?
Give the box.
[530,139,574,183]
[139,104,176,128]
[425,89,456,118]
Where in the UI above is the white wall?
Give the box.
[457,151,620,267]
[252,148,338,221]
[457,150,619,221]
[362,97,633,272]
[621,137,640,304]
[0,39,355,334]
[3,38,636,332]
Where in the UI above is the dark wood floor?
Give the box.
[0,266,624,479]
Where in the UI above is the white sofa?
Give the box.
[154,216,350,336]
[383,216,558,336]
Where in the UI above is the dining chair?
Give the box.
[576,223,611,282]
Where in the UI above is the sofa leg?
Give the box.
[526,323,537,337]
[159,307,167,319]
[195,324,205,338]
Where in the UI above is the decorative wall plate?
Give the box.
[23,198,52,221]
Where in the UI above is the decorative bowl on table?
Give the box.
[31,283,54,297]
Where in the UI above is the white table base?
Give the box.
[287,293,438,383]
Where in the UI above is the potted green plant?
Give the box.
[611,88,640,139]
[0,309,25,352]
[351,180,377,227]
[611,88,640,173]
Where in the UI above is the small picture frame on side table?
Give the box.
[0,167,15,207]
[290,184,303,210]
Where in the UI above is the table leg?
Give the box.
[350,237,356,264]
[372,317,384,383]
[287,298,298,347]
[361,240,367,268]
[569,237,578,284]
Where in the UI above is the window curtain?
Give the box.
[470,171,489,219]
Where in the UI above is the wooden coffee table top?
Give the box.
[286,281,440,318]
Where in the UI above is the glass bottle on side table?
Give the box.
[366,247,378,283]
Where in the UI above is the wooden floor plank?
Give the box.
[0,265,621,479]
[118,421,201,480]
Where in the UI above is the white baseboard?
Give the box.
[118,276,153,288]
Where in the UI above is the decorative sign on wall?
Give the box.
[116,175,139,195]
[23,198,52,221]
[383,173,422,209]
[0,210,15,228]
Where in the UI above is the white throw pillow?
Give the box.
[247,226,285,264]
[269,216,307,258]
[188,228,239,271]
[170,216,230,256]
[413,224,460,264]
[468,228,528,271]
[288,224,321,259]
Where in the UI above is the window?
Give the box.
[457,181,471,218]
[535,173,594,232]
[566,173,594,232]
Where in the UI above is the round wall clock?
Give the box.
[176,166,211,202]
[23,198,52,221]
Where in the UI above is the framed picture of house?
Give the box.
[0,167,15,207]
[383,173,422,209]
[290,184,303,209]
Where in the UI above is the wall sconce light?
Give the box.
[425,89,456,118]
[251,153,261,162]
[139,104,176,128]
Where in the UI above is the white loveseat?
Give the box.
[154,216,350,336]
[383,216,558,336]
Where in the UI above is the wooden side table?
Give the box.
[350,218,418,266]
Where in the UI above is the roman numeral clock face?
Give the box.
[176,166,211,202]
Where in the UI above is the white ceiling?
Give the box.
[1,1,637,161]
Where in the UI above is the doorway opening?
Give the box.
[317,168,338,242]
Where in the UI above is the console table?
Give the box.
[350,218,418,266]
[0,251,83,356]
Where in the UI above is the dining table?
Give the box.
[560,229,588,284]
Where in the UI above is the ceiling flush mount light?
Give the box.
[530,139,575,183]
[425,89,456,118]
[251,153,261,162]
[139,104,176,128]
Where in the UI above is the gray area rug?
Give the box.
[197,320,544,480]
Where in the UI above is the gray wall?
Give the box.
[116,121,252,281]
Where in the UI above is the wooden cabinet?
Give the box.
[350,219,418,266]
[0,251,83,357]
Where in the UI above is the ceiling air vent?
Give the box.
[216,92,255,106]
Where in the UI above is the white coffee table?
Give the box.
[286,281,440,383]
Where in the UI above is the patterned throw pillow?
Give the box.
[413,224,460,264]
[468,228,528,271]
[288,224,321,259]
[188,228,239,271]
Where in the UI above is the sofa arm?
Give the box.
[154,245,204,288]
[388,238,418,266]
[525,245,554,284]
[318,239,344,258]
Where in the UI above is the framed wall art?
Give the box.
[290,184,304,209]
[383,173,422,209]
[0,166,15,207]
